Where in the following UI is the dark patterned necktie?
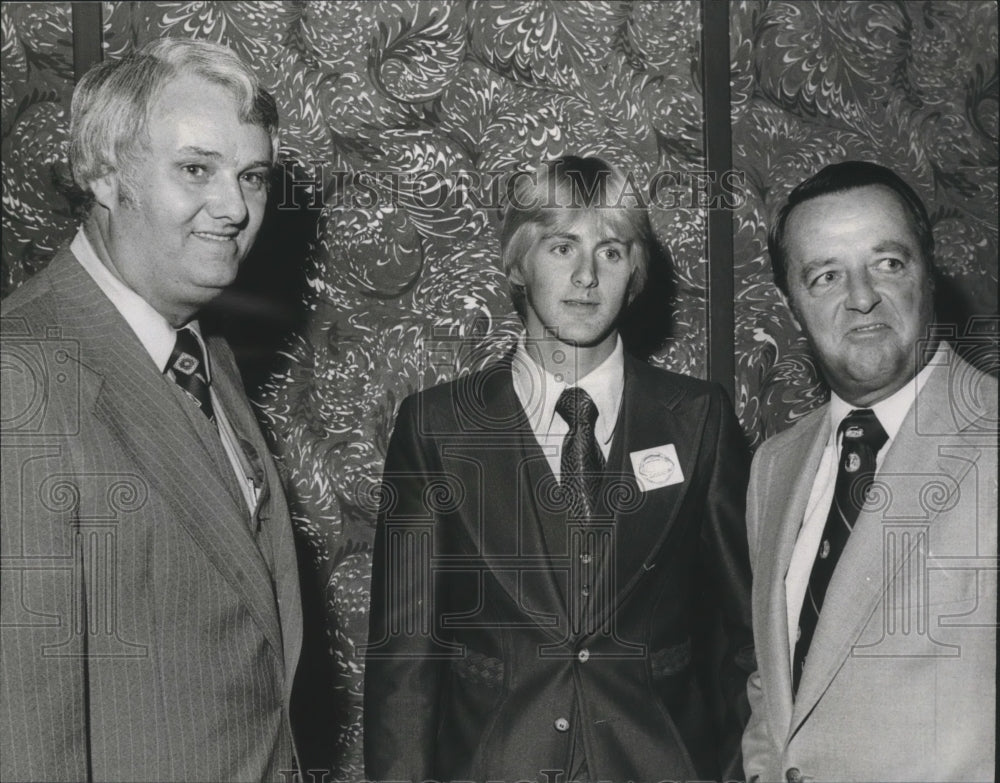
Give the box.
[793,408,887,694]
[165,328,215,424]
[556,387,606,520]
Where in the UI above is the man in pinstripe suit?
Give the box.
[1,39,312,781]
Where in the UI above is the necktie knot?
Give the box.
[838,408,888,453]
[556,387,599,431]
[166,328,215,423]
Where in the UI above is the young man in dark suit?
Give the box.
[365,156,754,782]
[1,39,314,781]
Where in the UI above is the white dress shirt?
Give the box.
[71,229,260,514]
[784,345,944,666]
[511,334,625,481]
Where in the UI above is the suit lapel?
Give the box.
[50,251,283,656]
[461,362,570,643]
[790,346,984,729]
[585,358,707,634]
[755,407,829,745]
[209,337,302,686]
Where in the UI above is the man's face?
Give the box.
[511,210,635,358]
[782,184,935,406]
[94,73,273,326]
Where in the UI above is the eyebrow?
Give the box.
[540,231,579,242]
[176,145,272,169]
[176,145,222,159]
[539,231,628,245]
[872,241,913,257]
[800,239,915,271]
[798,260,831,278]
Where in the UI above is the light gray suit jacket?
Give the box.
[743,344,997,782]
[1,248,304,781]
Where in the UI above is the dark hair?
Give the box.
[767,161,934,296]
[499,155,652,317]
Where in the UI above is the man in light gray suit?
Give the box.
[742,161,996,782]
[1,39,312,781]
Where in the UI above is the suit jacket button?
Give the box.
[577,648,590,663]
[554,717,570,732]
[786,767,803,783]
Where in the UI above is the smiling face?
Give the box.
[89,73,273,326]
[782,184,935,406]
[510,209,635,376]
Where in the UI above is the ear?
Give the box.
[508,263,525,287]
[88,171,120,210]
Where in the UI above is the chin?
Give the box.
[200,263,242,288]
[181,279,230,307]
[841,371,907,403]
[567,332,618,351]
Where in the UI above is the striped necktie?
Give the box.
[793,408,887,694]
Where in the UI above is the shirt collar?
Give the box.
[511,333,625,446]
[828,343,944,446]
[71,228,209,377]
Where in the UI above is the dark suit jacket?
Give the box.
[1,248,305,781]
[364,354,754,782]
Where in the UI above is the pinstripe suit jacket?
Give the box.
[1,247,304,782]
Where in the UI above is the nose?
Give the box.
[845,269,881,313]
[571,254,598,288]
[207,174,249,225]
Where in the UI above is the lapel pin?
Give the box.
[845,452,861,473]
[629,444,684,492]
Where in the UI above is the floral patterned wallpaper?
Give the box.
[731,0,999,446]
[1,2,75,293]
[2,1,996,777]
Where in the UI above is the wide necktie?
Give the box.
[555,387,606,520]
[165,327,215,424]
[793,408,888,694]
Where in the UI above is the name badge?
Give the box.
[629,444,684,492]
